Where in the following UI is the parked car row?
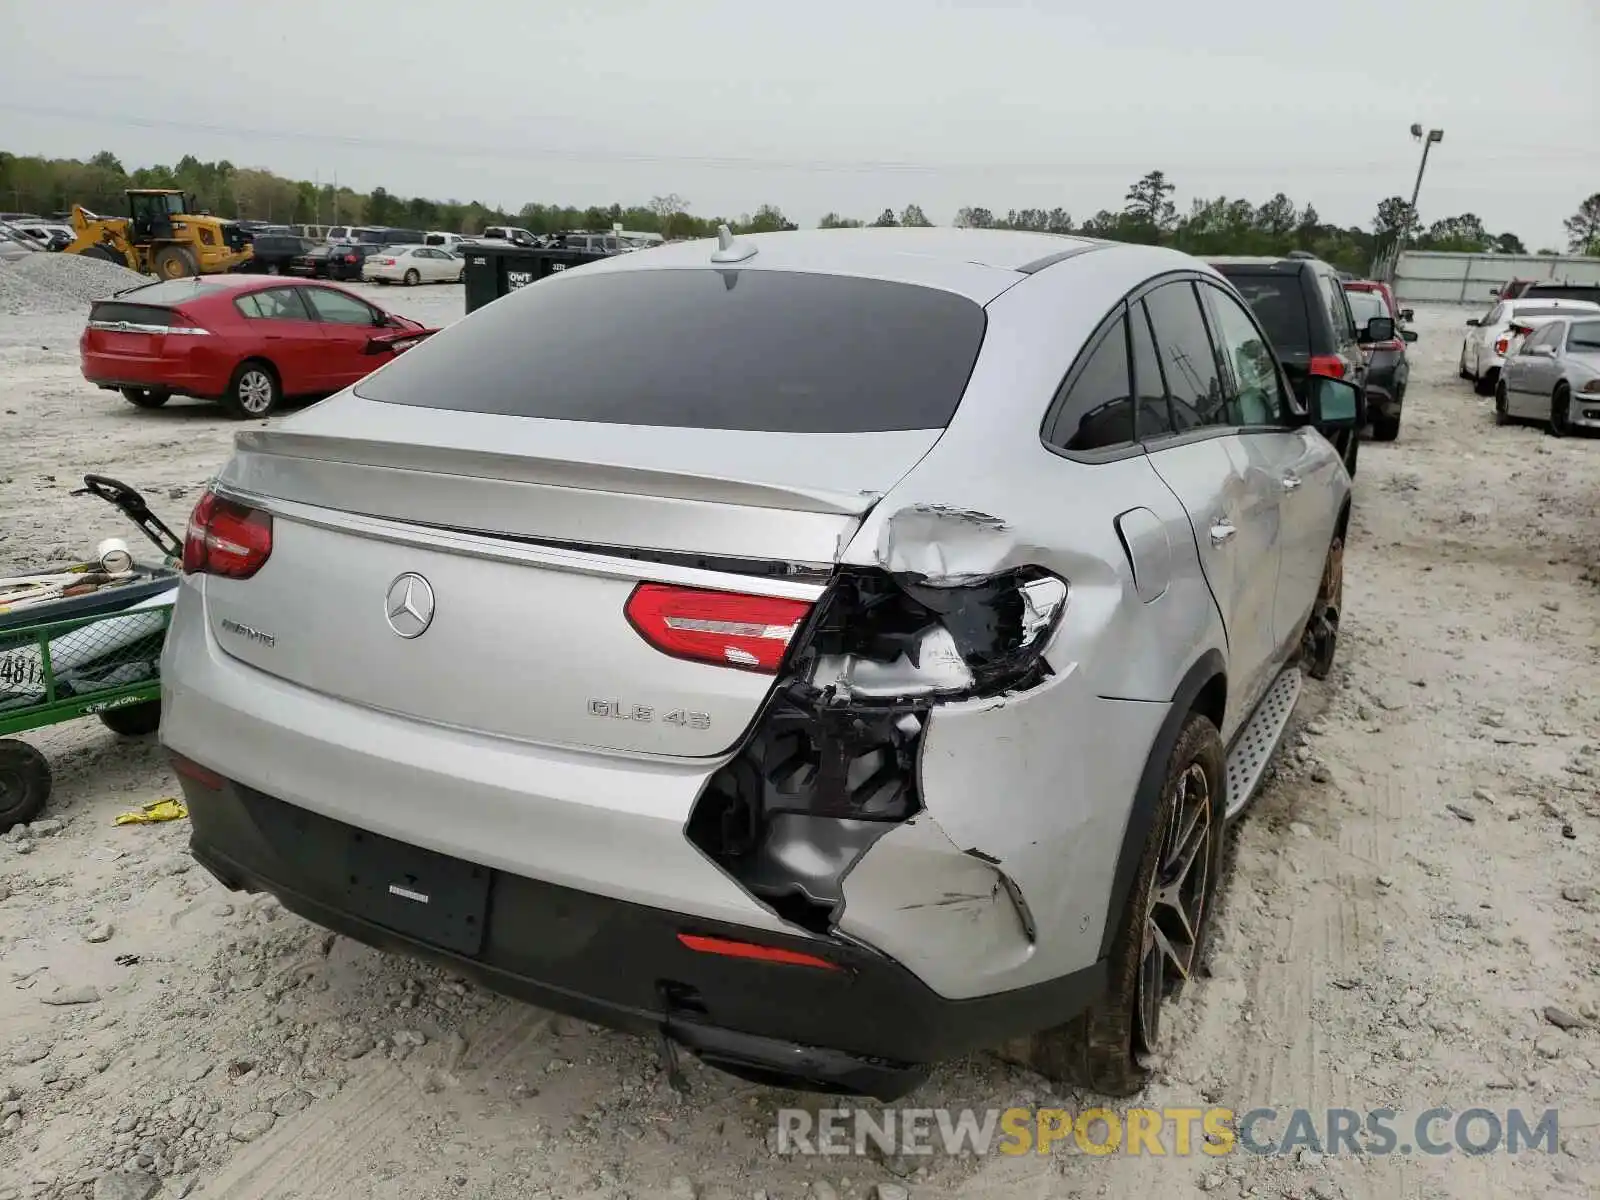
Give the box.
[1465,304,1600,436]
[1207,252,1415,451]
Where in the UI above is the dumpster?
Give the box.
[460,241,612,314]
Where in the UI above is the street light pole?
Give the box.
[1392,123,1443,275]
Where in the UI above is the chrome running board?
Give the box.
[1224,668,1302,820]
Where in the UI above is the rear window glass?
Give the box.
[1516,304,1596,320]
[113,279,224,304]
[1344,289,1390,321]
[357,269,988,433]
[1524,285,1600,303]
[1212,271,1309,353]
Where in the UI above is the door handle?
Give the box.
[1281,473,1302,491]
[1209,520,1236,546]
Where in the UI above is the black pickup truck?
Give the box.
[240,229,317,275]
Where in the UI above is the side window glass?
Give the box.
[1319,273,1354,341]
[1202,285,1285,427]
[1128,300,1174,438]
[304,288,377,326]
[1045,312,1135,453]
[238,288,310,321]
[1485,303,1504,326]
[1143,281,1228,431]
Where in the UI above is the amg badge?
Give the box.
[219,618,276,648]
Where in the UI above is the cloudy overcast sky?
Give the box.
[3,0,1596,246]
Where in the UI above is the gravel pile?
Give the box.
[0,251,150,317]
[0,261,65,317]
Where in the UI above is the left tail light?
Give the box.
[1308,353,1346,379]
[183,489,273,578]
[624,584,811,673]
[1494,337,1511,356]
[166,309,210,337]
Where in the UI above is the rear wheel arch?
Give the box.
[1333,498,1352,543]
[1098,648,1226,960]
[223,357,282,418]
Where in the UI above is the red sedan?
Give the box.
[79,275,437,418]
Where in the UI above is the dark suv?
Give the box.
[1208,253,1383,470]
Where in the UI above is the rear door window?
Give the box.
[357,270,988,433]
[1141,281,1228,433]
[1317,272,1356,345]
[236,288,313,321]
[1128,299,1174,438]
[1200,283,1287,426]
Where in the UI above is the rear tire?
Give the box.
[98,700,161,737]
[1548,385,1571,437]
[153,246,199,280]
[1474,368,1497,397]
[1302,532,1344,680]
[222,359,280,419]
[1370,412,1400,442]
[999,713,1226,1096]
[0,739,51,833]
[1494,380,1511,425]
[403,269,420,287]
[119,387,171,409]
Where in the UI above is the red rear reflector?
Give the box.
[169,752,224,791]
[624,584,811,673]
[1308,354,1345,379]
[182,489,273,579]
[677,933,841,971]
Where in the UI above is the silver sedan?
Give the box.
[1496,316,1600,435]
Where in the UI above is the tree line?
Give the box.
[3,152,1596,273]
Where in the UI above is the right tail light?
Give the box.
[183,489,273,579]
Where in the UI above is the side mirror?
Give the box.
[1399,308,1414,322]
[1359,315,1395,343]
[1308,375,1361,432]
[1401,328,1419,343]
[1465,318,1481,327]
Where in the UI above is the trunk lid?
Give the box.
[205,395,940,756]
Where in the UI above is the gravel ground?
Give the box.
[0,254,150,318]
[0,303,1596,1200]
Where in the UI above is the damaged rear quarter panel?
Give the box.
[830,259,1229,998]
[836,669,1168,999]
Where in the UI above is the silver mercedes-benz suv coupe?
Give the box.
[161,227,1357,1099]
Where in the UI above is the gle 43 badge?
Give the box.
[588,699,710,729]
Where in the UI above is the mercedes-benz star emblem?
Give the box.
[384,573,435,639]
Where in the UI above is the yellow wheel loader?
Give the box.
[64,189,252,279]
